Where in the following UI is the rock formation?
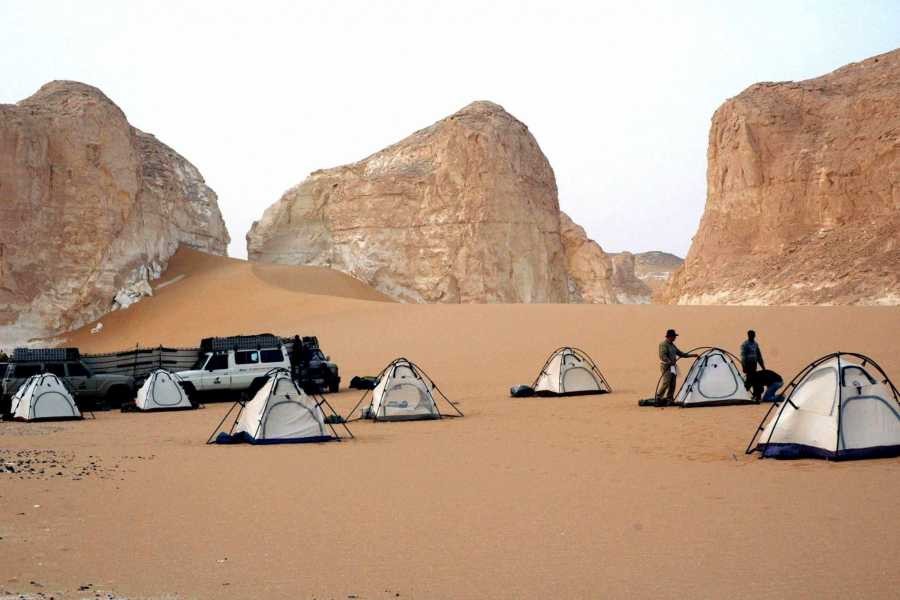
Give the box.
[0,81,229,346]
[248,101,569,303]
[560,213,651,303]
[665,50,900,305]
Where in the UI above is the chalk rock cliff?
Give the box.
[248,101,570,303]
[0,81,229,346]
[665,50,900,305]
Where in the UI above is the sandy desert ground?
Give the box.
[2,249,899,599]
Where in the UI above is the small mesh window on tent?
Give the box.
[207,369,351,444]
[134,369,195,411]
[746,352,900,460]
[9,374,82,422]
[531,347,611,396]
[347,358,463,422]
[670,347,752,407]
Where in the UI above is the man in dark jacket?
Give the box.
[740,330,765,390]
[749,368,783,402]
[656,329,698,406]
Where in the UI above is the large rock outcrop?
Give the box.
[248,101,569,303]
[0,81,229,346]
[665,50,900,305]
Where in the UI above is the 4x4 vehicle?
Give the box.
[289,336,340,394]
[176,343,292,400]
[1,349,135,411]
[176,334,341,399]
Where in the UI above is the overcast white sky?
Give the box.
[2,1,898,258]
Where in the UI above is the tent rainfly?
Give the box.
[532,347,611,396]
[348,358,463,421]
[133,369,194,411]
[747,352,900,460]
[9,374,82,421]
[208,369,351,444]
[673,347,753,407]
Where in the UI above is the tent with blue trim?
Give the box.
[748,352,900,460]
[209,370,349,444]
[10,374,82,421]
[675,348,753,407]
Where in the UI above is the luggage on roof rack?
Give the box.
[12,347,80,362]
[199,334,283,352]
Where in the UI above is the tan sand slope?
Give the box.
[2,250,899,599]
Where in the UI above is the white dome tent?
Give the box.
[746,352,900,460]
[133,369,195,411]
[208,369,351,444]
[532,347,611,396]
[672,347,753,407]
[348,358,463,421]
[9,374,83,421]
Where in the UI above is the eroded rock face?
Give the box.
[559,212,652,303]
[0,81,229,346]
[248,101,569,303]
[665,50,900,305]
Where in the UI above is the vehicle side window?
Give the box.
[16,364,41,378]
[68,363,90,377]
[207,354,229,371]
[260,349,284,364]
[0,364,7,378]
[45,363,66,377]
[235,350,260,365]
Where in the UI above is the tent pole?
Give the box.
[206,401,239,444]
[835,353,843,458]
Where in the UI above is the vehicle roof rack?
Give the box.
[12,347,81,362]
[199,334,283,352]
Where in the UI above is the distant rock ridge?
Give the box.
[0,81,229,346]
[665,49,900,305]
[248,100,653,304]
[624,251,684,298]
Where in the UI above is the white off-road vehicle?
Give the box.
[176,336,291,399]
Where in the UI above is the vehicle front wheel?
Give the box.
[106,385,133,409]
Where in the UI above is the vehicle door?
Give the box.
[232,349,263,389]
[200,352,232,392]
[65,362,93,397]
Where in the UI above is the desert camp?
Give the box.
[1,4,899,599]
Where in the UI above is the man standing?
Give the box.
[656,329,698,406]
[740,330,765,394]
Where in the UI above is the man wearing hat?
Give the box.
[656,329,698,406]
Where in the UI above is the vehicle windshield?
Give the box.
[309,349,326,361]
[192,353,211,370]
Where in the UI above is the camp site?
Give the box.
[2,3,899,598]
